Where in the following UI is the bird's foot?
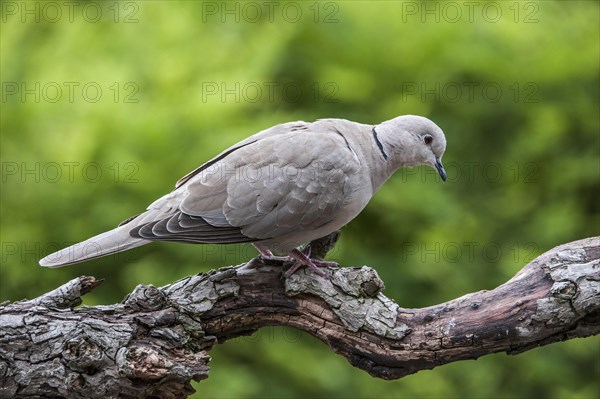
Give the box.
[253,244,338,277]
[284,248,338,278]
[253,244,290,263]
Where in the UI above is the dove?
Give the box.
[39,115,447,276]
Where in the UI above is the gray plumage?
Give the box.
[39,115,447,268]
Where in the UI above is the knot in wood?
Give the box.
[124,284,167,311]
[63,337,108,374]
[550,281,578,301]
[117,345,173,381]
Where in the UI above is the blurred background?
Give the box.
[1,1,599,397]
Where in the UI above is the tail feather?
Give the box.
[39,225,149,268]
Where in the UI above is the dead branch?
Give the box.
[1,236,598,399]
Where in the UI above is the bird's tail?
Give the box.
[39,222,149,268]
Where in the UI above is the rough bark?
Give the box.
[0,236,598,398]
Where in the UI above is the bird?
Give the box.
[39,115,447,277]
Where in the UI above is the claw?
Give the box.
[284,248,336,278]
[284,259,329,278]
[254,244,337,278]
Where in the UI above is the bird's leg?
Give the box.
[253,243,290,262]
[301,246,339,268]
[284,248,335,278]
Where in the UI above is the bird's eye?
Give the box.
[423,135,433,145]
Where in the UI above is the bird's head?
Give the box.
[374,115,447,181]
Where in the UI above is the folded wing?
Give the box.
[132,127,360,245]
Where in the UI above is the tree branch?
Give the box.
[1,237,598,398]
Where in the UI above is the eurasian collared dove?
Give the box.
[39,115,447,276]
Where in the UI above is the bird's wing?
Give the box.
[132,125,361,244]
[175,121,312,188]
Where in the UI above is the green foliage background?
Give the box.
[1,1,599,398]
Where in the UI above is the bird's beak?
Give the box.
[435,157,447,182]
